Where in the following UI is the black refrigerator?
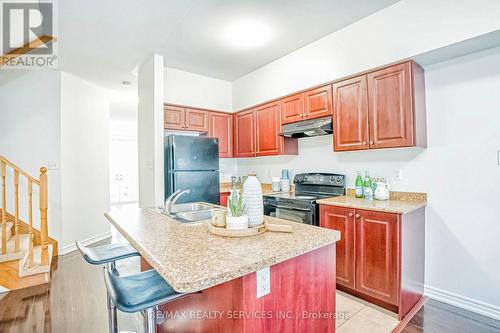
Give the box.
[164,135,220,205]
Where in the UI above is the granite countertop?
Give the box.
[317,196,426,214]
[105,207,340,293]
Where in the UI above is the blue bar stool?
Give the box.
[76,241,140,333]
[103,268,192,333]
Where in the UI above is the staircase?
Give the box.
[0,155,58,291]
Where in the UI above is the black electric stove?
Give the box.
[263,173,346,226]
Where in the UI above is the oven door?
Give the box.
[264,200,317,226]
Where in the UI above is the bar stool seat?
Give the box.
[76,241,139,265]
[104,268,187,313]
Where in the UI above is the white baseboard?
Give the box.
[59,231,112,256]
[425,285,500,321]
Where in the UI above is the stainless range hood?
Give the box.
[280,117,333,138]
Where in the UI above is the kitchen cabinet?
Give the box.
[234,109,256,157]
[355,209,399,305]
[255,101,281,156]
[320,204,425,320]
[280,85,332,125]
[185,108,208,132]
[164,105,185,130]
[320,205,355,289]
[332,61,426,152]
[209,112,233,158]
[332,76,369,151]
[220,192,230,207]
[304,85,333,120]
[281,93,304,124]
[164,104,208,132]
[233,104,298,158]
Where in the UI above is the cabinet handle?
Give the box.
[362,141,367,145]
[348,213,353,217]
[355,214,360,219]
[369,141,374,145]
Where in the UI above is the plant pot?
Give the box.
[226,215,249,230]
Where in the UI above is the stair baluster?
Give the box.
[1,161,6,255]
[39,167,49,266]
[14,170,20,251]
[27,179,34,268]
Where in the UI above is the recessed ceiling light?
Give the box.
[223,19,273,49]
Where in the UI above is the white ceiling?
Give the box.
[58,0,399,89]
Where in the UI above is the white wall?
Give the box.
[232,0,500,110]
[60,72,111,248]
[165,67,232,112]
[0,70,62,242]
[138,55,165,207]
[237,47,500,317]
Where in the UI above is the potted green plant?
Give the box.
[226,188,248,230]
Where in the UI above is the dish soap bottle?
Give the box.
[355,171,364,198]
[363,172,374,200]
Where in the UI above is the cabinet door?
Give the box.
[320,205,356,289]
[185,108,208,132]
[234,110,255,157]
[304,85,333,120]
[333,76,369,151]
[164,105,185,130]
[255,101,281,156]
[209,112,233,158]
[281,93,304,124]
[367,62,414,149]
[355,209,399,305]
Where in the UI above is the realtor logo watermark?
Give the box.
[1,0,58,69]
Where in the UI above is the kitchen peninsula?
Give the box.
[105,207,340,332]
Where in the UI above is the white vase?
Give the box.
[242,175,264,227]
[226,215,249,230]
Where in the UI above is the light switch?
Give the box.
[256,267,270,298]
[393,169,403,181]
[47,162,58,170]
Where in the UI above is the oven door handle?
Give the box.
[265,204,312,212]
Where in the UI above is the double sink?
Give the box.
[156,203,215,223]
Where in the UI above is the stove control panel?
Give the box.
[294,173,345,187]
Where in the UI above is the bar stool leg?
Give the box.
[145,307,156,333]
[107,293,118,333]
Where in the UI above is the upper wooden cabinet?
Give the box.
[234,109,256,157]
[304,85,333,120]
[233,103,298,158]
[164,104,208,132]
[332,61,426,152]
[281,93,304,124]
[185,108,208,132]
[164,105,185,130]
[280,85,333,125]
[208,112,233,158]
[255,101,281,156]
[333,76,369,151]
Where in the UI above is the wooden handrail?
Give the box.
[0,155,40,185]
[39,167,49,265]
[1,161,6,255]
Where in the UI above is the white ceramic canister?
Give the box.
[242,174,264,227]
[271,177,281,192]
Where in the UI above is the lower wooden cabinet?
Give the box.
[320,204,424,320]
[220,192,230,207]
[355,209,399,305]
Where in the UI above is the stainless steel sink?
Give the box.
[174,210,214,223]
[170,203,212,214]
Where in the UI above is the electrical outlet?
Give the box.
[393,169,403,181]
[47,162,58,170]
[256,267,270,298]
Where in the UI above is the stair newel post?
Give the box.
[39,167,49,266]
[27,179,34,268]
[14,170,19,251]
[1,161,6,255]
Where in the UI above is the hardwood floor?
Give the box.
[402,299,500,333]
[0,247,144,333]
[1,241,499,333]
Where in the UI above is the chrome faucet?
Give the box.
[164,189,190,215]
